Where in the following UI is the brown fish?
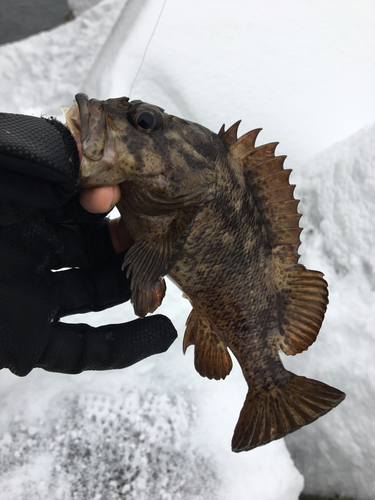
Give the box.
[64,93,345,452]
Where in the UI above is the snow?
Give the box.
[284,123,375,500]
[0,0,124,116]
[0,0,374,498]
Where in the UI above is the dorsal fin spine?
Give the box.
[231,128,262,153]
[263,199,300,217]
[218,121,241,145]
[239,142,279,162]
[252,169,293,193]
[256,185,297,207]
[264,215,302,234]
[268,228,302,245]
[218,124,226,137]
[246,156,287,180]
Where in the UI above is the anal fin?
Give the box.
[183,308,232,380]
[232,373,345,452]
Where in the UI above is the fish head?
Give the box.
[64,93,220,200]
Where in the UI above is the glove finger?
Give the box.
[49,218,118,270]
[36,315,177,374]
[53,257,131,319]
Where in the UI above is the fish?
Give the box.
[64,93,345,452]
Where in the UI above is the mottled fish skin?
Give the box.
[64,93,345,452]
[170,152,286,388]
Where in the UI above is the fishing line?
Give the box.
[128,0,168,98]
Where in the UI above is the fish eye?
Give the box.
[129,104,163,133]
[137,111,156,130]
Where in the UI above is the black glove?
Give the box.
[0,112,177,376]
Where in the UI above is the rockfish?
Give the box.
[64,93,345,452]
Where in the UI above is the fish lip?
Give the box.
[75,93,107,163]
[75,93,90,143]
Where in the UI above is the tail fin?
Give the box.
[231,374,345,452]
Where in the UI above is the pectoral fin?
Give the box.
[122,207,199,317]
[119,182,215,318]
[183,308,232,380]
[128,278,167,319]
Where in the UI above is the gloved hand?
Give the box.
[0,112,177,376]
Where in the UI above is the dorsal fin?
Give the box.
[227,125,328,355]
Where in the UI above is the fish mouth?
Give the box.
[75,93,107,162]
[75,93,90,144]
[64,93,131,187]
[71,93,118,187]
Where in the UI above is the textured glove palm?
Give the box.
[0,113,177,376]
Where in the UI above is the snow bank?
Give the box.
[0,0,374,498]
[284,124,375,500]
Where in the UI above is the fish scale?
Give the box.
[64,93,345,452]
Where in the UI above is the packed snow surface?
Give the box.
[0,0,374,498]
